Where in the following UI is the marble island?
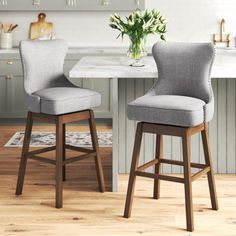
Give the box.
[69,54,236,191]
[71,55,236,79]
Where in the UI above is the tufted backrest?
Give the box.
[152,41,215,103]
[19,39,68,94]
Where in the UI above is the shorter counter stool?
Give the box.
[15,39,105,208]
[124,42,218,231]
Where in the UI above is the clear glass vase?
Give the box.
[127,37,147,67]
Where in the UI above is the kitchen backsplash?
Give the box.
[0,0,236,47]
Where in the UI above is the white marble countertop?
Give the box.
[0,46,129,55]
[70,56,236,79]
[213,48,236,78]
[70,56,158,78]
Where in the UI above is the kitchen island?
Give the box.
[70,52,236,191]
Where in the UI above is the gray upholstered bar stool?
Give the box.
[124,42,218,231]
[15,39,105,208]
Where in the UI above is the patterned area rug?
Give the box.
[5,131,112,148]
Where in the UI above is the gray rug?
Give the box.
[5,131,112,148]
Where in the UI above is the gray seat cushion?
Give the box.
[33,87,101,115]
[128,95,206,127]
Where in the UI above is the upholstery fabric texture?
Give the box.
[19,39,101,115]
[128,41,215,127]
[34,87,101,115]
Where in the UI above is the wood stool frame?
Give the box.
[124,122,218,232]
[16,109,106,208]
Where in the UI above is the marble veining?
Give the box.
[70,56,157,78]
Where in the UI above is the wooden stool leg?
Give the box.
[124,122,143,218]
[62,124,66,182]
[89,110,106,192]
[182,129,194,232]
[201,124,219,210]
[16,112,33,195]
[56,117,63,208]
[153,134,163,199]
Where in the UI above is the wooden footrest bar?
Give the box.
[27,146,56,156]
[64,152,96,164]
[137,159,159,171]
[28,154,56,165]
[27,151,96,166]
[135,165,210,184]
[191,166,210,182]
[160,158,208,169]
[135,171,185,183]
[65,144,93,154]
[136,158,209,173]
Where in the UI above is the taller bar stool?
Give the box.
[124,42,218,231]
[15,40,105,208]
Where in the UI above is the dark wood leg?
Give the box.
[201,124,219,210]
[153,134,163,199]
[56,117,63,208]
[182,129,194,232]
[16,112,33,195]
[124,122,143,218]
[88,110,106,192]
[62,124,66,182]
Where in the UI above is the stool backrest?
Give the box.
[19,39,68,94]
[152,42,215,103]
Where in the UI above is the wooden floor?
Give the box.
[0,124,236,236]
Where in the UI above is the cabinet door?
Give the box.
[83,78,112,118]
[70,0,145,11]
[7,76,27,117]
[0,0,144,11]
[0,0,64,11]
[0,76,7,114]
[0,0,32,11]
[64,60,112,118]
[64,60,83,87]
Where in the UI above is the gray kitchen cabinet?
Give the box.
[0,52,112,118]
[0,56,27,117]
[63,0,145,11]
[65,59,112,118]
[7,76,27,117]
[0,76,7,115]
[82,78,112,118]
[0,0,145,11]
[0,75,26,118]
[0,0,65,11]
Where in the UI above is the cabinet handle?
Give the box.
[102,0,109,6]
[6,61,13,65]
[33,0,40,6]
[6,75,13,80]
[1,0,8,6]
[67,0,72,6]
[68,0,77,6]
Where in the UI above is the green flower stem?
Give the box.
[128,37,146,60]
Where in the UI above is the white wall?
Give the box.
[0,0,236,47]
